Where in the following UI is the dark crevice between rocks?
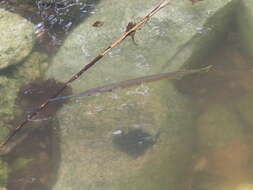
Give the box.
[2,79,72,190]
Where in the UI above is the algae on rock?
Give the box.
[0,9,35,69]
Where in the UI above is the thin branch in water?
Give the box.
[49,66,212,102]
[0,0,172,148]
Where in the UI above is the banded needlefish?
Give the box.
[49,65,212,102]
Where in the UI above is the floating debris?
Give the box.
[92,21,104,27]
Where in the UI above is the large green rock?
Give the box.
[46,0,237,189]
[0,9,35,69]
[47,0,237,84]
[51,82,195,190]
[237,0,253,59]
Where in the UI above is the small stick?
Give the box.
[49,66,212,102]
[0,0,172,148]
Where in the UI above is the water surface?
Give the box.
[1,1,253,190]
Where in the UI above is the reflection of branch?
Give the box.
[49,66,212,102]
[0,0,172,149]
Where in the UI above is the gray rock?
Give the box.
[45,0,237,189]
[237,0,253,59]
[0,9,35,69]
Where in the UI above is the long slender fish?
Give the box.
[49,66,212,102]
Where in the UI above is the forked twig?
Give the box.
[0,0,172,149]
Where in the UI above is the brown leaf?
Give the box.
[92,21,104,27]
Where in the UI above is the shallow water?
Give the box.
[1,1,253,190]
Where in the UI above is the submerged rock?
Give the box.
[45,0,237,189]
[0,9,35,69]
[49,82,195,190]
